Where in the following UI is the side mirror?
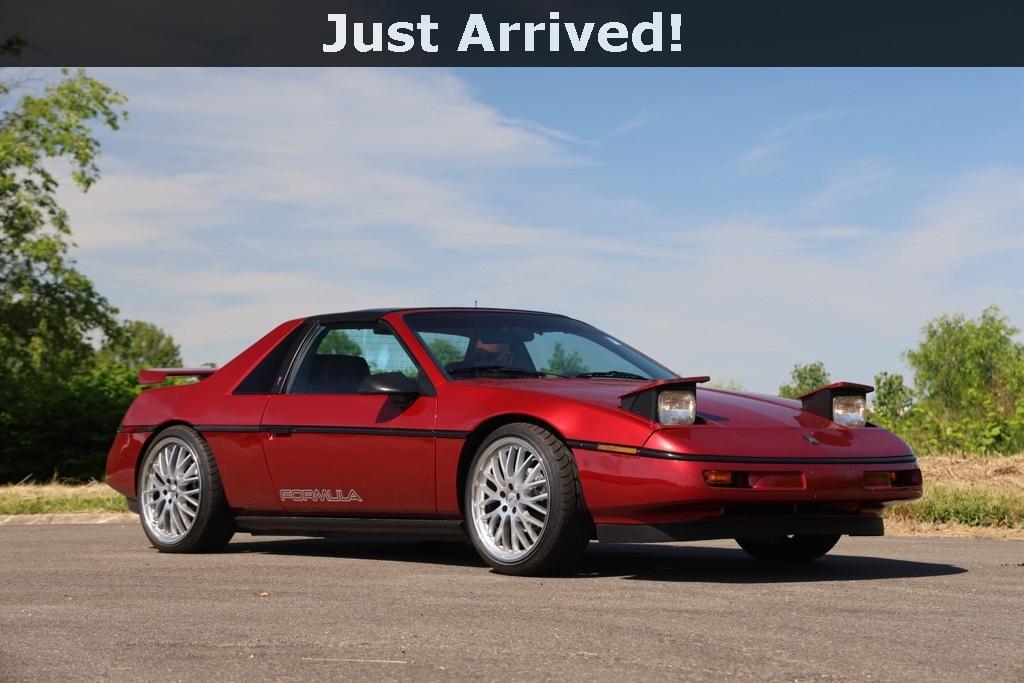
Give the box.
[357,372,421,404]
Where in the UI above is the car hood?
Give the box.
[471,378,913,458]
[472,378,806,427]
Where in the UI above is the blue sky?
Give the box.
[53,68,1024,391]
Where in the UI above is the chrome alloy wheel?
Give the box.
[470,436,550,562]
[141,437,202,543]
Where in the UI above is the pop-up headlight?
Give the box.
[619,376,710,426]
[832,394,867,428]
[658,390,697,426]
[799,382,873,428]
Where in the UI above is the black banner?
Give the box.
[2,0,1023,66]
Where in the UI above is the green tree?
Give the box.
[778,361,830,399]
[99,320,182,370]
[0,69,128,481]
[317,330,362,355]
[1,69,128,379]
[896,306,1024,454]
[871,371,914,426]
[544,342,588,376]
[906,307,1024,415]
[428,338,466,367]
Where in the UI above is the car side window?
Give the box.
[288,325,420,394]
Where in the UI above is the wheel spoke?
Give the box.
[177,501,196,521]
[520,519,539,542]
[522,476,546,490]
[510,519,528,551]
[501,516,512,550]
[520,509,545,528]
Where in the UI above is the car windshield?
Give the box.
[404,311,677,381]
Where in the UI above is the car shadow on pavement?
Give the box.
[225,537,489,568]
[578,543,967,583]
[224,536,966,582]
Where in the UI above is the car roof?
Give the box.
[308,307,568,324]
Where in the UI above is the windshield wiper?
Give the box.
[449,365,560,378]
[573,370,648,380]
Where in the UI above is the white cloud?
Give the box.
[52,69,1024,392]
[734,111,847,176]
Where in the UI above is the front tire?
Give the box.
[137,425,234,553]
[464,423,590,576]
[735,534,841,562]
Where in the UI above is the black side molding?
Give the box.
[234,516,466,540]
[596,516,884,544]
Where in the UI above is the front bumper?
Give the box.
[573,446,923,527]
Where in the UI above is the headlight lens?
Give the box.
[658,390,696,425]
[833,395,866,427]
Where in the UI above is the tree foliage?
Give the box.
[1,69,128,380]
[0,69,143,481]
[873,307,1024,454]
[99,320,183,370]
[316,330,362,356]
[778,361,830,399]
[544,341,588,376]
[906,307,1024,416]
[871,371,914,425]
[427,338,467,367]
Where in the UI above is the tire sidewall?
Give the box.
[137,426,217,552]
[464,425,567,573]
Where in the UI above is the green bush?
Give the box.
[0,361,140,482]
[872,307,1024,455]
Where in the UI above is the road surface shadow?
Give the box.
[225,536,966,583]
[581,542,967,583]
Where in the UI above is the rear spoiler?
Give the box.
[138,367,217,385]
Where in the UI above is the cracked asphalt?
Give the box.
[0,523,1021,681]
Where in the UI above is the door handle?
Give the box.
[264,425,292,437]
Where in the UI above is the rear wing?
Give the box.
[138,367,217,385]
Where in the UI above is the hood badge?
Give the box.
[803,434,821,446]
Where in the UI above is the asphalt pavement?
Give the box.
[0,523,1021,681]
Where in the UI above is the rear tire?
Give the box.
[464,423,590,576]
[735,534,841,562]
[137,425,234,553]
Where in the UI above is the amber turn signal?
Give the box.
[703,470,735,487]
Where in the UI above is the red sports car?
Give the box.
[106,308,923,575]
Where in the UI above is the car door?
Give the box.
[261,323,437,515]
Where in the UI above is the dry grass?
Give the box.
[0,481,129,515]
[915,453,1024,491]
[884,454,1024,538]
